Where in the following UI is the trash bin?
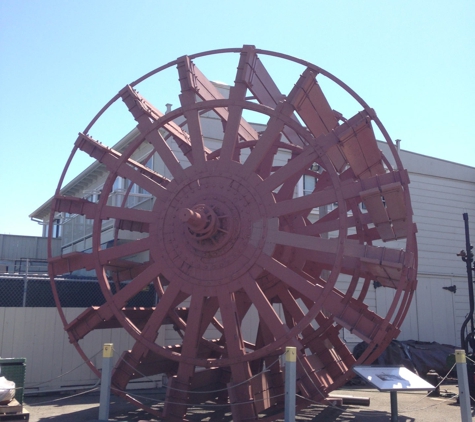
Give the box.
[0,358,26,404]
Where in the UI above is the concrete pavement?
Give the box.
[21,383,473,422]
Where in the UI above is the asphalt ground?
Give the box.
[19,382,473,422]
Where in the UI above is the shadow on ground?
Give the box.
[26,390,414,422]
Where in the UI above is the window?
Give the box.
[303,174,316,196]
[113,177,124,192]
[302,163,320,196]
[50,218,61,238]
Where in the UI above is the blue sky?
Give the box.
[0,0,474,236]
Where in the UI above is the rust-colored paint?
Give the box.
[48,46,417,421]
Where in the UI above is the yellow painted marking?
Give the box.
[103,343,114,358]
[285,346,296,362]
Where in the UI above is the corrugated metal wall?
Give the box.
[0,234,61,261]
[379,151,475,347]
[0,307,161,391]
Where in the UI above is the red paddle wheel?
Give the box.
[48,45,417,421]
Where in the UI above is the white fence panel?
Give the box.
[0,308,162,392]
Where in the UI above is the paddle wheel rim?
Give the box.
[47,45,417,420]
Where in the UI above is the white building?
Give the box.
[381,145,475,347]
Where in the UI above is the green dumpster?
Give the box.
[0,358,26,404]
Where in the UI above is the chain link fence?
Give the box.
[0,273,157,308]
[1,236,158,308]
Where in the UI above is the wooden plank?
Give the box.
[0,399,21,414]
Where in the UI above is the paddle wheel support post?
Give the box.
[284,346,296,422]
[98,343,113,422]
[455,349,472,422]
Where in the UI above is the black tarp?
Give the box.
[354,340,457,377]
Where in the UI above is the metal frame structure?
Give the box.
[48,45,417,421]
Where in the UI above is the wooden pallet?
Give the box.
[0,399,29,421]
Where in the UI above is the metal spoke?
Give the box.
[120,86,186,182]
[177,57,207,169]
[241,274,287,339]
[75,133,171,200]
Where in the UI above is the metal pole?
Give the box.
[455,349,472,422]
[98,343,113,421]
[460,213,475,352]
[22,259,29,307]
[284,346,296,422]
[389,391,398,422]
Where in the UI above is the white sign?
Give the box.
[353,365,435,392]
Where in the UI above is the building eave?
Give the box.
[30,127,141,221]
